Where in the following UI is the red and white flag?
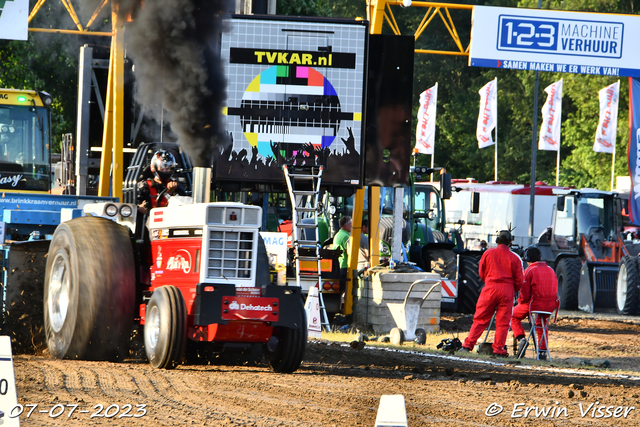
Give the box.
[539,79,563,151]
[415,83,438,155]
[593,81,620,154]
[476,78,497,149]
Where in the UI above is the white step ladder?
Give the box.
[283,164,330,332]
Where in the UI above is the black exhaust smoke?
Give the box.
[113,0,232,167]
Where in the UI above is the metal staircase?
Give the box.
[283,164,330,332]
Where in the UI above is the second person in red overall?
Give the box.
[511,245,559,360]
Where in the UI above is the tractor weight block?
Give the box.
[578,262,619,312]
[577,263,594,313]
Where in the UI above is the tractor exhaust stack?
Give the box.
[192,167,211,204]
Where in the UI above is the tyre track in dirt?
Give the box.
[184,364,385,425]
[134,367,227,424]
[79,364,119,399]
[142,365,290,425]
[53,363,98,406]
[35,360,65,397]
[124,368,212,424]
[167,367,314,426]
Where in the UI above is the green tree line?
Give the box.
[2,0,638,190]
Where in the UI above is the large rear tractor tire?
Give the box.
[265,299,307,373]
[44,217,135,361]
[457,253,484,314]
[556,257,581,310]
[430,249,457,279]
[616,256,640,315]
[144,285,187,369]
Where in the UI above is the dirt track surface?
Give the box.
[12,313,640,426]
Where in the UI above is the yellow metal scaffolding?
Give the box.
[28,0,123,199]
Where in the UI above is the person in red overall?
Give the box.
[512,245,559,360]
[459,230,524,356]
[137,150,186,214]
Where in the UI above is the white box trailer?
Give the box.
[444,181,568,249]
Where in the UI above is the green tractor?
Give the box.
[374,167,485,313]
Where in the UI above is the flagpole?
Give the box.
[494,131,498,181]
[431,83,437,182]
[556,79,563,187]
[610,79,620,191]
[556,148,560,187]
[430,154,434,182]
[494,77,498,181]
[611,146,616,191]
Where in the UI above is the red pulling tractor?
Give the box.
[43,166,307,372]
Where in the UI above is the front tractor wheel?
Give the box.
[44,217,136,361]
[264,299,307,373]
[144,286,187,369]
[616,256,640,315]
[556,258,581,310]
[457,253,484,314]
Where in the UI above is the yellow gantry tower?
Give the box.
[28,0,124,200]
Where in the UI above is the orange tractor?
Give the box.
[536,189,638,314]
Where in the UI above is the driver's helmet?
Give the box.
[150,150,177,181]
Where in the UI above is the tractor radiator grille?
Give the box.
[207,206,260,226]
[593,266,618,309]
[207,230,254,279]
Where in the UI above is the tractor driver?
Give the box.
[137,150,186,215]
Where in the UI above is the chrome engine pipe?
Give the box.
[192,167,212,204]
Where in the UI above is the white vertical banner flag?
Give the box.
[539,79,563,151]
[593,81,620,154]
[415,83,438,155]
[476,78,497,149]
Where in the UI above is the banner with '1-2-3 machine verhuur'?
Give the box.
[469,6,640,77]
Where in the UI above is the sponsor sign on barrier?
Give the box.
[304,287,322,338]
[0,336,19,426]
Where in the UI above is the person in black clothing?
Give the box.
[137,150,186,214]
